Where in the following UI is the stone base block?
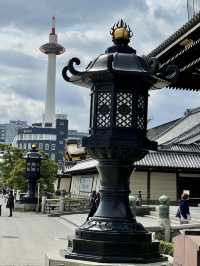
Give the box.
[15,203,37,212]
[45,250,173,266]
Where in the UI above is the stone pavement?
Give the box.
[1,204,200,266]
[0,205,74,266]
[60,205,200,230]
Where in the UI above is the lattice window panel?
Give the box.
[97,92,111,128]
[137,115,145,130]
[116,92,132,127]
[137,95,145,111]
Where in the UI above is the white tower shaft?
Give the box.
[40,16,65,127]
[44,54,56,126]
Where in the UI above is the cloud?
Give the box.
[0,1,198,132]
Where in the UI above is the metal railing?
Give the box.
[44,197,89,214]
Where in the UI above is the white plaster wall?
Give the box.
[130,171,148,200]
[150,172,176,201]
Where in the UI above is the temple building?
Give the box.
[61,107,200,205]
[56,11,200,202]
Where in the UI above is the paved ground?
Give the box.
[0,205,74,266]
[60,206,200,228]
[1,204,200,266]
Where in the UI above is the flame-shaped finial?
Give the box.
[110,19,133,44]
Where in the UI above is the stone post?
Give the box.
[158,195,171,241]
[41,195,47,213]
[129,195,137,218]
[59,190,65,212]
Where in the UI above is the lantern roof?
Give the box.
[63,53,157,88]
[63,20,179,89]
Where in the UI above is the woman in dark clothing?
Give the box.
[6,190,14,217]
[176,193,191,224]
[87,191,97,221]
[95,192,100,209]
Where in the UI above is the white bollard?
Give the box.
[41,196,47,213]
[59,190,65,212]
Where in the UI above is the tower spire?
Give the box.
[51,16,56,34]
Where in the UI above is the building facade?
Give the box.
[0,120,28,144]
[64,144,200,204]
[14,114,68,162]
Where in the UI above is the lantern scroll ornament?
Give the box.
[62,19,178,263]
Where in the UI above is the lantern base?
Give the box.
[65,218,167,263]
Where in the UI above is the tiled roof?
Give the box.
[65,159,98,173]
[147,12,200,91]
[156,111,200,144]
[148,11,200,58]
[163,123,200,145]
[65,144,200,173]
[134,150,200,169]
[159,144,200,153]
[147,118,181,141]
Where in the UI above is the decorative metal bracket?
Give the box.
[157,64,180,83]
[62,57,83,82]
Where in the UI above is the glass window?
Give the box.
[39,143,43,150]
[60,131,64,135]
[23,143,27,149]
[59,140,63,145]
[45,143,49,150]
[19,143,23,149]
[28,143,32,150]
[51,144,56,150]
[50,153,55,160]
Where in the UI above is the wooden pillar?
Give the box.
[176,171,180,201]
[147,169,151,203]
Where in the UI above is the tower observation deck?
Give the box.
[40,17,65,127]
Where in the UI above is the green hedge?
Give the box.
[159,240,174,256]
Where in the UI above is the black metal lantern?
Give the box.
[22,144,43,203]
[62,20,178,263]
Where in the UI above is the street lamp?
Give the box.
[62,20,178,263]
[22,144,43,204]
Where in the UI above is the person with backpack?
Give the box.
[176,192,191,224]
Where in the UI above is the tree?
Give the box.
[0,144,25,190]
[39,158,58,193]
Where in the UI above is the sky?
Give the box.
[0,0,199,132]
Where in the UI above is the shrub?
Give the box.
[159,240,174,256]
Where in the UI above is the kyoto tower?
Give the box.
[40,17,65,127]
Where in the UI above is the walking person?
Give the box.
[0,193,3,216]
[87,190,97,221]
[95,192,100,209]
[6,190,14,217]
[176,192,191,224]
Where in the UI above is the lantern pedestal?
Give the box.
[45,250,172,266]
[65,161,166,263]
